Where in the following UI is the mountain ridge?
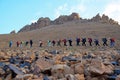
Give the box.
[18,12,119,33]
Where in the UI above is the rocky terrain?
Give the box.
[0,48,120,80]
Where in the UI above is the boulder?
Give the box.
[87,59,114,76]
[74,74,85,80]
[15,74,33,80]
[51,64,74,79]
[104,64,114,74]
[0,68,5,75]
[65,74,75,80]
[73,63,84,74]
[116,74,120,80]
[31,58,53,74]
[87,59,105,75]
[5,74,12,80]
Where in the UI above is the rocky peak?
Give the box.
[91,13,101,22]
[69,12,80,20]
[102,14,109,21]
[91,13,119,25]
[18,12,119,33]
[37,17,51,26]
[10,30,16,34]
[53,12,80,24]
[18,17,51,33]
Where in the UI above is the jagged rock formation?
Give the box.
[91,13,119,25]
[10,30,16,34]
[18,13,119,33]
[90,13,101,22]
[18,17,51,32]
[18,13,80,33]
[52,12,80,24]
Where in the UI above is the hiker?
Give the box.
[63,39,67,46]
[20,41,23,48]
[110,38,115,47]
[82,38,86,46]
[39,40,43,47]
[16,41,19,47]
[47,40,51,46]
[30,40,33,47]
[25,41,29,46]
[68,39,72,46]
[9,41,13,47]
[102,38,108,46]
[88,38,92,46]
[52,40,56,46]
[94,39,100,46]
[57,39,61,46]
[76,37,80,46]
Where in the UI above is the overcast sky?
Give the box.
[0,0,120,34]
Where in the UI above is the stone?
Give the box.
[15,74,33,80]
[0,68,5,75]
[74,63,84,74]
[116,74,120,80]
[104,64,114,74]
[8,64,24,75]
[91,77,99,80]
[5,74,12,80]
[74,74,85,80]
[87,59,105,75]
[31,58,53,74]
[51,64,74,79]
[65,74,75,80]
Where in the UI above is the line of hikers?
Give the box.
[9,37,115,48]
[9,40,33,48]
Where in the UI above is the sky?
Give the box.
[0,0,120,34]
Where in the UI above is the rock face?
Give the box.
[87,59,114,75]
[18,12,119,33]
[53,12,80,24]
[91,13,101,22]
[91,13,119,25]
[10,30,16,34]
[18,17,51,32]
[18,13,80,33]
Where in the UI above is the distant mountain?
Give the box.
[18,12,119,33]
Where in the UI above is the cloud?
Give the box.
[54,3,86,18]
[103,0,120,23]
[55,4,68,18]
